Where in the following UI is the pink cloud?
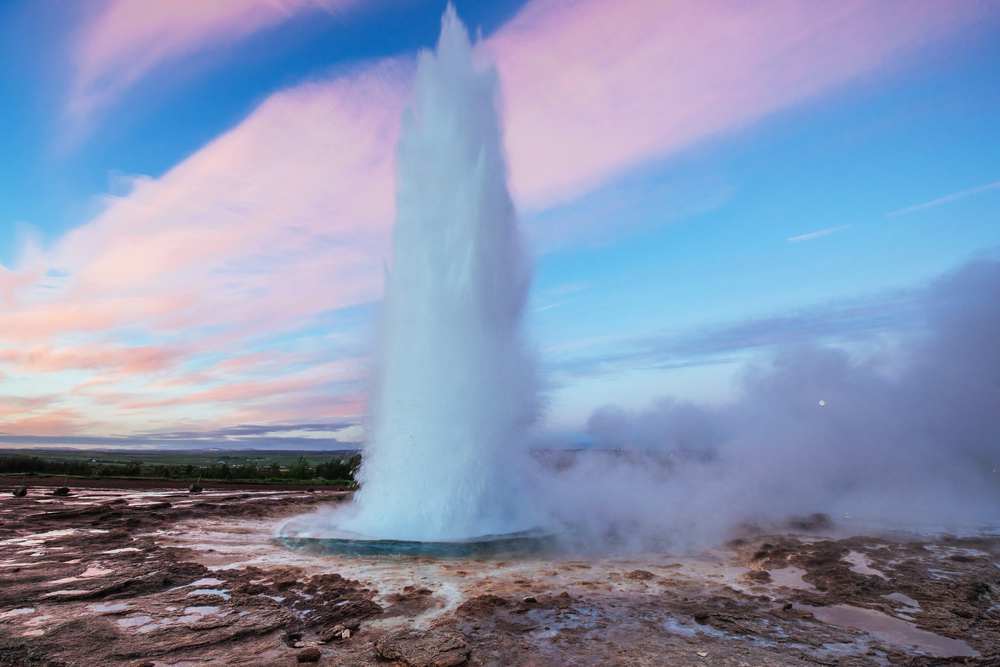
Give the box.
[0,342,179,375]
[1,62,400,436]
[0,407,93,437]
[69,0,363,123]
[491,0,993,207]
[17,60,407,345]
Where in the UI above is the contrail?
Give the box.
[886,180,1000,217]
[787,224,850,243]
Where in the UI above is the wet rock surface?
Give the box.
[2,483,999,666]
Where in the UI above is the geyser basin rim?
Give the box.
[278,528,556,558]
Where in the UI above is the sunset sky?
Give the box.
[1,0,998,450]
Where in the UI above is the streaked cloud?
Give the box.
[491,0,992,208]
[546,288,921,381]
[787,224,851,243]
[0,422,360,450]
[2,61,405,436]
[886,179,1000,217]
[68,0,362,125]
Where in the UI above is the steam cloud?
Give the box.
[539,258,1000,550]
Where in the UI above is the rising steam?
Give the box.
[540,258,1000,550]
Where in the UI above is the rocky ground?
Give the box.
[1,483,998,667]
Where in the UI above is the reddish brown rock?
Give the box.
[454,594,508,618]
[373,630,469,667]
[296,646,321,662]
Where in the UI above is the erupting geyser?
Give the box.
[331,7,538,543]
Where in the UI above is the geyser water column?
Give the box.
[336,7,538,543]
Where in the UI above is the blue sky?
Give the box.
[0,0,997,448]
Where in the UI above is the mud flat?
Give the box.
[2,484,998,667]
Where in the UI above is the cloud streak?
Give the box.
[546,288,920,382]
[492,0,993,208]
[787,224,851,242]
[886,179,1000,217]
[0,421,360,450]
[68,0,363,126]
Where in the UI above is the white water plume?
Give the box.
[334,7,538,542]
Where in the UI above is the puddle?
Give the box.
[845,552,882,576]
[662,617,698,637]
[43,589,92,597]
[189,577,225,587]
[188,589,231,600]
[926,569,958,580]
[769,567,813,590]
[169,577,225,592]
[882,593,920,609]
[80,566,114,577]
[0,608,34,619]
[118,615,153,628]
[91,603,131,612]
[138,620,174,633]
[803,604,978,656]
[183,606,220,615]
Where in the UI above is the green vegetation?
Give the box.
[0,449,361,485]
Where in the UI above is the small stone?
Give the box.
[522,596,537,603]
[294,641,306,648]
[624,570,653,581]
[783,603,793,610]
[697,652,708,658]
[134,662,155,667]
[297,646,321,662]
[342,629,351,638]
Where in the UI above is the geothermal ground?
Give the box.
[1,484,998,667]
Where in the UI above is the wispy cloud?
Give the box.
[68,0,363,128]
[787,224,851,242]
[886,179,1000,217]
[1,60,404,437]
[0,421,360,450]
[492,0,992,208]
[533,299,578,313]
[547,288,921,381]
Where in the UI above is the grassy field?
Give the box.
[0,448,362,485]
[0,448,358,468]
